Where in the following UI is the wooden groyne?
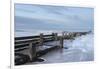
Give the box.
[15,31,90,65]
[15,33,60,64]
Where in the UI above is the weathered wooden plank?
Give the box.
[15,34,54,40]
[15,35,40,40]
[15,44,29,48]
[15,39,39,44]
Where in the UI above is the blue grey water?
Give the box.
[25,33,93,64]
[15,4,94,37]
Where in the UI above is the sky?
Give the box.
[15,3,94,36]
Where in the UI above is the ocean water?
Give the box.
[64,33,94,61]
[30,33,94,64]
[15,4,94,37]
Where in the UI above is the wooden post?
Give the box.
[29,42,36,61]
[71,32,73,39]
[59,32,64,48]
[62,31,65,39]
[65,32,68,39]
[54,33,58,41]
[40,33,43,46]
[52,33,54,40]
[60,37,63,48]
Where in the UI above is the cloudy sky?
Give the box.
[15,4,94,36]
